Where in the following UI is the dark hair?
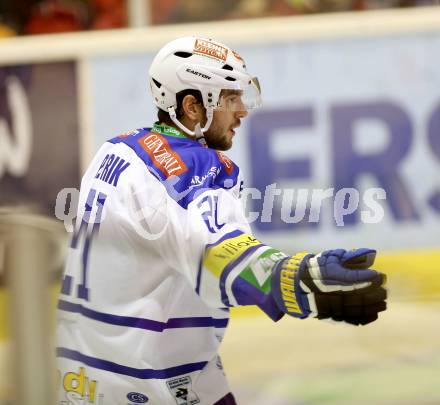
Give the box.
[157,89,204,125]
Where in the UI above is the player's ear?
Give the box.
[181,94,204,122]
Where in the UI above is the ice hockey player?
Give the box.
[56,36,387,405]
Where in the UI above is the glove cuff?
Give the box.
[271,252,313,318]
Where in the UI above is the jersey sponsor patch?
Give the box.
[166,375,200,405]
[118,129,140,138]
[190,166,220,186]
[139,132,188,177]
[127,392,149,403]
[216,151,234,176]
[240,249,287,293]
[204,233,262,278]
[59,367,101,404]
[193,38,228,62]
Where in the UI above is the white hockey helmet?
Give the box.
[148,36,261,141]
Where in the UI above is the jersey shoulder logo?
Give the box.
[117,129,140,138]
[138,132,187,178]
[216,151,235,176]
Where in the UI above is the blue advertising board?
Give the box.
[0,62,81,216]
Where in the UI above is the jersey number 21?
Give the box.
[60,188,107,301]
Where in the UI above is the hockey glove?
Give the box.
[271,249,387,325]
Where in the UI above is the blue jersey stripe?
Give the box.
[195,256,203,295]
[219,244,265,307]
[58,300,228,331]
[231,278,284,322]
[57,347,207,379]
[197,230,243,295]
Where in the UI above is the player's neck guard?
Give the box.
[152,122,186,139]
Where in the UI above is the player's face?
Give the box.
[204,90,248,151]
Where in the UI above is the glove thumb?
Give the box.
[342,248,376,269]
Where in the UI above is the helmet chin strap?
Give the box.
[168,106,214,147]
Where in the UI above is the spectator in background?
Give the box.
[0,0,38,35]
[364,0,438,8]
[227,0,273,19]
[0,0,15,36]
[5,0,128,36]
[25,0,87,35]
[270,0,360,13]
[0,22,15,36]
[290,0,437,13]
[167,0,237,23]
[150,0,178,25]
[267,0,302,15]
[90,0,127,30]
[24,0,128,35]
[0,0,438,35]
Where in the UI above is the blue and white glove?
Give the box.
[271,249,387,325]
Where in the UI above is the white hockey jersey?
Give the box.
[56,125,285,405]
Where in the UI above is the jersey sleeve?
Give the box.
[188,185,287,321]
